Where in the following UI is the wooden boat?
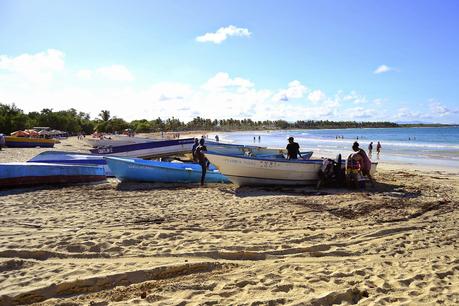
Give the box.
[89,138,195,158]
[0,163,106,189]
[204,151,324,186]
[105,157,229,184]
[85,135,153,148]
[28,151,113,176]
[5,136,57,148]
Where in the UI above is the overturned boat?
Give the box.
[5,136,57,148]
[0,163,106,189]
[28,151,113,176]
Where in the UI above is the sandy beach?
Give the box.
[0,137,458,305]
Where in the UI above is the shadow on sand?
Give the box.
[231,180,415,199]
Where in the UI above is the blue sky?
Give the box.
[1,0,458,123]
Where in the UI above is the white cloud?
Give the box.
[345,107,377,119]
[0,49,64,83]
[373,64,395,74]
[196,25,251,44]
[340,91,367,104]
[393,107,432,121]
[202,72,254,92]
[273,80,308,101]
[3,49,455,123]
[308,89,326,103]
[76,69,93,80]
[96,65,134,81]
[76,65,134,82]
[429,101,458,117]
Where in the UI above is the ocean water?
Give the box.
[210,127,459,169]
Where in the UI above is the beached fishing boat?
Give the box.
[28,151,113,176]
[0,163,106,189]
[105,156,229,184]
[85,135,153,148]
[204,151,324,186]
[89,138,195,158]
[5,136,57,148]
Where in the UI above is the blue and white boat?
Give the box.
[90,138,195,159]
[204,151,324,186]
[105,157,229,184]
[28,151,113,176]
[0,163,106,189]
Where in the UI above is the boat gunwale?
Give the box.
[104,157,221,173]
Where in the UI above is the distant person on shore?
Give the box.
[286,137,302,160]
[195,138,209,186]
[258,135,261,142]
[368,142,373,157]
[191,138,199,162]
[253,136,256,143]
[215,135,219,142]
[376,141,382,159]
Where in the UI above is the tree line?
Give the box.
[1,103,400,135]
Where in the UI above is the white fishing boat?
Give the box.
[204,151,323,186]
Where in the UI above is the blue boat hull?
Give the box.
[105,157,229,184]
[28,151,113,176]
[0,163,106,189]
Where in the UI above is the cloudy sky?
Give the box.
[1,0,458,123]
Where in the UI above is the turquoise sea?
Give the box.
[211,127,459,169]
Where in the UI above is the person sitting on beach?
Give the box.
[191,138,199,162]
[195,138,209,186]
[348,141,374,187]
[286,137,302,160]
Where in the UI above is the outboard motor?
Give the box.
[317,154,346,189]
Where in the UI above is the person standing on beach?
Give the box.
[368,142,373,157]
[0,134,4,150]
[286,137,302,160]
[258,135,261,142]
[195,138,209,186]
[376,141,382,159]
[191,138,199,162]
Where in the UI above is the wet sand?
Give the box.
[0,137,458,305]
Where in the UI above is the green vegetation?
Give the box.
[3,102,447,135]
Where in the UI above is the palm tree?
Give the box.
[99,110,111,122]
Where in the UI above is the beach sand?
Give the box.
[0,137,458,305]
